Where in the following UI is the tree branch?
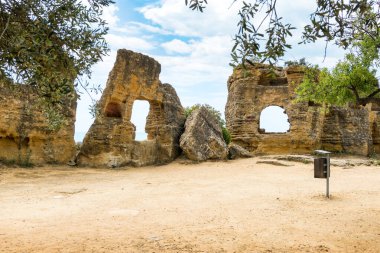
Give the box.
[0,14,10,40]
[228,0,238,10]
[257,0,277,32]
[349,84,361,102]
[367,87,380,98]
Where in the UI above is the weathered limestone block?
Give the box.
[77,49,185,167]
[225,63,376,156]
[180,106,228,161]
[228,143,253,159]
[0,82,76,165]
[369,106,380,154]
[321,107,372,155]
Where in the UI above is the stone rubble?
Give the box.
[228,143,253,160]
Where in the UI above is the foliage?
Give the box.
[185,104,225,125]
[230,0,295,66]
[0,149,33,168]
[89,100,101,119]
[0,0,114,125]
[185,0,380,66]
[222,127,231,145]
[75,142,82,152]
[296,38,380,107]
[184,104,231,144]
[301,0,380,50]
[0,152,33,168]
[0,157,16,166]
[185,0,208,12]
[18,149,33,168]
[284,58,307,67]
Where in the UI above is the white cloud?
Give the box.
[105,34,155,51]
[102,5,120,27]
[130,22,173,35]
[276,0,317,21]
[139,0,316,39]
[139,0,344,64]
[111,21,173,35]
[308,56,345,69]
[139,0,241,37]
[161,39,192,54]
[156,36,233,87]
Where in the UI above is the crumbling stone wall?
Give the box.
[77,49,185,167]
[320,107,372,155]
[368,103,380,154]
[226,64,377,156]
[371,115,380,154]
[0,82,76,165]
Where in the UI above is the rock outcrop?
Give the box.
[77,49,185,167]
[320,107,372,155]
[225,63,379,156]
[369,104,380,154]
[0,82,76,165]
[180,106,228,161]
[228,143,253,159]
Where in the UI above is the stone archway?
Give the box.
[130,100,150,141]
[77,50,185,167]
[259,105,290,134]
[226,63,376,155]
[225,63,322,154]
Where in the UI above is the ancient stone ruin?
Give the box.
[0,82,76,165]
[180,106,228,161]
[225,63,380,156]
[77,49,185,167]
[2,49,380,167]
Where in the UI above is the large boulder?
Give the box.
[228,143,253,160]
[77,49,185,167]
[180,106,228,161]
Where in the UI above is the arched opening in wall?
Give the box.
[131,100,150,141]
[105,102,122,118]
[259,106,290,134]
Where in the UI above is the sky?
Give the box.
[74,0,346,142]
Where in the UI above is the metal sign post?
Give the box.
[314,150,331,198]
[326,152,330,198]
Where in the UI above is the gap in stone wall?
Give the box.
[131,100,150,141]
[105,102,122,118]
[259,106,290,134]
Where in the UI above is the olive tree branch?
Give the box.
[0,14,10,40]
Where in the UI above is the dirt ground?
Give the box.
[0,155,379,253]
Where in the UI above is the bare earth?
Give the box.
[0,156,379,253]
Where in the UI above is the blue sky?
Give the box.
[75,0,346,142]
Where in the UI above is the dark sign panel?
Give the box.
[314,158,328,178]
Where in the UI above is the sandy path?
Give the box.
[0,157,379,252]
